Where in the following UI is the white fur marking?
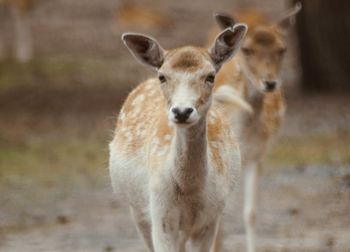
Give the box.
[214,85,253,114]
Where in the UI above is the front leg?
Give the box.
[243,162,260,252]
[210,220,223,252]
[189,217,221,252]
[130,207,154,252]
[150,190,180,252]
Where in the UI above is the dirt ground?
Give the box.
[0,0,350,251]
[0,157,349,252]
[0,92,349,252]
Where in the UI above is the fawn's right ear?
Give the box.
[122,33,165,69]
[214,12,237,29]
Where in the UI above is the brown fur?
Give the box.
[114,45,238,175]
[170,50,204,72]
[209,7,299,252]
[211,10,287,153]
[112,26,249,251]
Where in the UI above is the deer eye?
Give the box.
[278,48,287,56]
[205,74,215,84]
[242,47,254,56]
[158,74,166,83]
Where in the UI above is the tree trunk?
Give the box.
[11,4,33,63]
[294,0,350,92]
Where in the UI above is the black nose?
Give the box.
[264,81,277,92]
[172,107,194,123]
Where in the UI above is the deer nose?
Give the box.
[171,107,194,123]
[263,81,277,92]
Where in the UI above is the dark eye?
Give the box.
[242,47,254,56]
[158,74,166,83]
[278,48,287,56]
[206,74,215,84]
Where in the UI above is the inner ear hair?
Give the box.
[122,32,164,69]
[210,24,247,70]
[276,2,302,31]
[214,12,237,29]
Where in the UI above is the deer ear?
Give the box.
[275,2,302,33]
[122,33,164,69]
[209,24,247,70]
[214,12,237,29]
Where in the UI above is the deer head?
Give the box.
[215,2,301,93]
[122,24,247,127]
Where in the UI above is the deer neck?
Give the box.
[246,80,263,115]
[170,116,208,195]
[238,56,263,115]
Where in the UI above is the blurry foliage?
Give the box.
[0,133,105,180]
[0,0,38,11]
[0,57,145,90]
[269,134,350,166]
[116,2,172,30]
[1,128,348,183]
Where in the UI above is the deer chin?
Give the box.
[169,117,199,129]
[174,121,197,128]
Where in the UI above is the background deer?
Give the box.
[209,3,302,252]
[0,0,37,62]
[109,24,247,252]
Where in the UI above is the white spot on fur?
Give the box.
[119,111,125,122]
[131,106,141,118]
[125,131,133,142]
[140,129,146,137]
[150,139,160,155]
[211,142,219,149]
[157,147,168,156]
[164,134,172,141]
[121,127,128,133]
[132,94,145,106]
[235,61,241,72]
[145,83,152,91]
[209,115,216,124]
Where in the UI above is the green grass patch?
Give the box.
[268,133,350,166]
[1,130,349,181]
[0,133,108,185]
[0,56,145,90]
[0,130,110,230]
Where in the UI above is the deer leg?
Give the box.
[210,220,223,252]
[179,232,187,252]
[130,207,154,252]
[243,163,259,252]
[189,218,221,252]
[150,192,180,252]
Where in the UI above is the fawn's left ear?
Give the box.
[209,24,247,71]
[122,32,165,69]
[214,12,237,29]
[275,2,302,33]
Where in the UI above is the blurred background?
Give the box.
[0,0,349,251]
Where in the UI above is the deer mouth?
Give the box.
[261,80,278,92]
